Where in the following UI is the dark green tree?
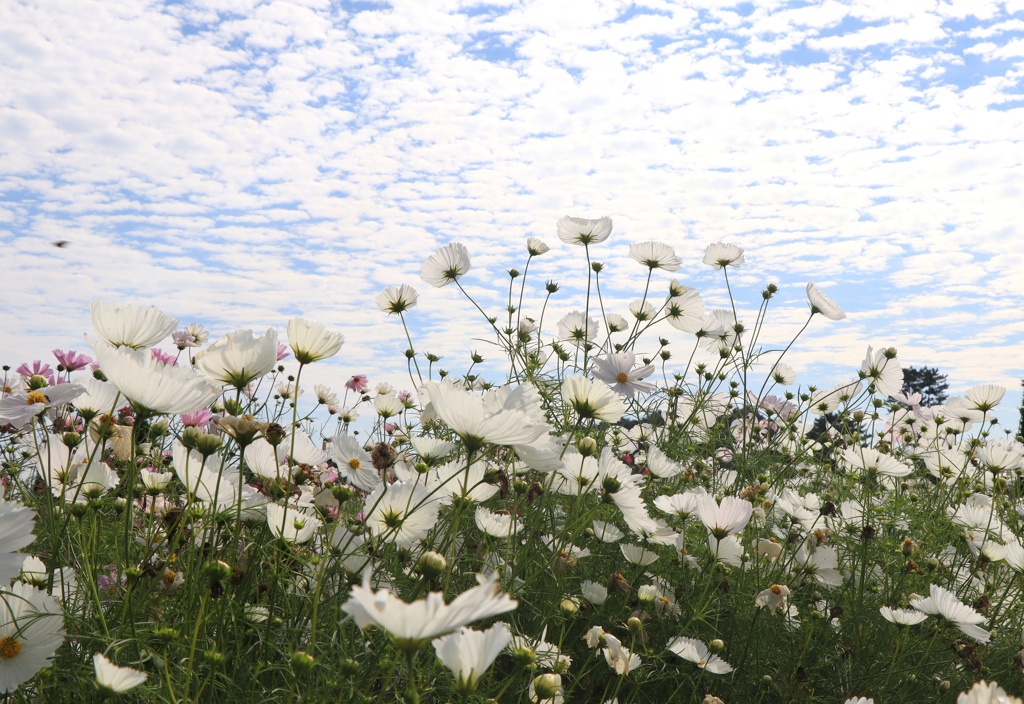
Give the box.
[901,366,948,407]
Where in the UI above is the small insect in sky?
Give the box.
[51,240,70,248]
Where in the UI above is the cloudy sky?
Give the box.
[2,0,1023,426]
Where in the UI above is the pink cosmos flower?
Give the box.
[16,360,55,386]
[150,348,178,366]
[346,374,369,393]
[180,408,212,429]
[276,343,291,361]
[53,349,94,372]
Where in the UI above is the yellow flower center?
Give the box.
[770,585,783,595]
[615,373,629,383]
[26,391,47,405]
[0,636,21,659]
[348,458,361,470]
[699,659,706,666]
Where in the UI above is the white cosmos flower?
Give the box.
[421,242,471,287]
[664,285,705,334]
[556,215,612,246]
[562,375,626,423]
[430,459,499,504]
[592,520,624,543]
[556,311,599,345]
[527,237,550,256]
[0,498,36,585]
[860,346,903,399]
[910,584,990,643]
[964,384,1006,412]
[93,653,147,693]
[770,362,797,386]
[702,242,745,269]
[432,623,512,695]
[266,503,322,544]
[879,606,928,626]
[590,352,656,399]
[90,301,178,350]
[754,584,790,614]
[602,634,641,674]
[0,384,85,430]
[581,580,608,605]
[842,447,912,477]
[376,284,419,314]
[667,636,733,674]
[628,241,681,271]
[327,433,381,492]
[0,583,65,694]
[410,436,455,465]
[805,282,847,321]
[94,344,221,415]
[287,317,344,364]
[605,313,628,333]
[363,480,442,548]
[620,543,658,566]
[475,506,521,537]
[195,328,279,388]
[341,572,517,653]
[957,680,1022,704]
[423,382,550,451]
[72,377,121,418]
[695,495,752,539]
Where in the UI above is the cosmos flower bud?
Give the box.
[206,560,232,584]
[532,673,562,700]
[62,431,82,449]
[709,639,725,652]
[290,651,316,674]
[195,433,221,458]
[416,551,447,578]
[577,437,598,457]
[331,484,356,503]
[264,423,286,446]
[627,617,644,633]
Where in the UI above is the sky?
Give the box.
[1,0,1023,428]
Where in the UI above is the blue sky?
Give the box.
[1,0,1023,427]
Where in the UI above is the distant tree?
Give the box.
[901,366,949,407]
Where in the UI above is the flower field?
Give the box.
[1,219,1022,703]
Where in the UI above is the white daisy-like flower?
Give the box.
[770,362,797,386]
[556,311,600,345]
[580,581,608,605]
[860,346,903,399]
[628,241,681,271]
[556,216,612,246]
[667,636,733,674]
[910,584,990,643]
[475,506,521,538]
[432,623,512,695]
[287,317,344,364]
[266,503,322,544]
[72,377,121,418]
[328,433,381,492]
[527,237,550,256]
[695,495,752,540]
[620,543,658,566]
[754,584,790,615]
[421,242,471,287]
[879,606,928,626]
[0,583,65,694]
[90,301,178,350]
[195,328,279,389]
[0,384,85,430]
[363,480,442,549]
[93,652,147,694]
[957,680,1022,704]
[645,447,683,478]
[562,375,626,423]
[314,384,338,406]
[590,352,656,399]
[341,572,517,653]
[605,313,629,333]
[410,436,455,465]
[628,299,655,321]
[592,520,624,543]
[654,488,707,518]
[0,499,36,585]
[602,633,641,674]
[664,285,705,334]
[701,242,745,269]
[376,284,419,314]
[963,384,1006,412]
[842,447,912,477]
[94,344,221,415]
[805,282,847,321]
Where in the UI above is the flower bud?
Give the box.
[709,638,725,652]
[180,426,202,449]
[290,651,315,674]
[416,551,447,579]
[627,616,644,633]
[62,431,82,449]
[195,433,221,458]
[559,598,579,615]
[532,673,562,700]
[206,560,232,584]
[264,423,287,446]
[577,437,598,457]
[203,650,227,667]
